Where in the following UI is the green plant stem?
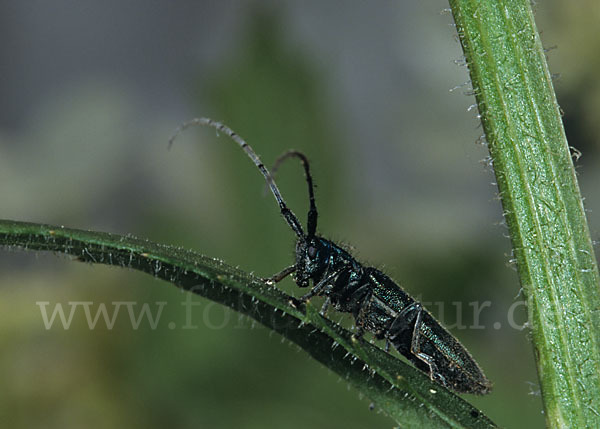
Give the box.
[0,219,497,428]
[448,1,600,426]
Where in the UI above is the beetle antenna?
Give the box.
[271,150,318,238]
[169,118,305,238]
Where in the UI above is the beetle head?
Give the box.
[294,236,328,287]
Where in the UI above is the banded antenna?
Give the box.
[168,118,305,238]
[271,150,318,238]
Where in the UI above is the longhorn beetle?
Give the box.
[169,118,492,395]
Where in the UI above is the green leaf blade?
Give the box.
[0,219,496,428]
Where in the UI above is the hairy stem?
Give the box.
[449,1,600,426]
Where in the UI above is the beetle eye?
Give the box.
[308,246,317,258]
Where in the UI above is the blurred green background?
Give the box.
[1,1,599,428]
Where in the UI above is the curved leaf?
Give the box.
[0,219,496,428]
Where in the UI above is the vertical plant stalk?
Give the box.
[448,0,600,427]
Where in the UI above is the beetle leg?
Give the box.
[299,269,342,302]
[263,265,296,284]
[320,297,331,315]
[387,303,443,383]
[405,304,445,385]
